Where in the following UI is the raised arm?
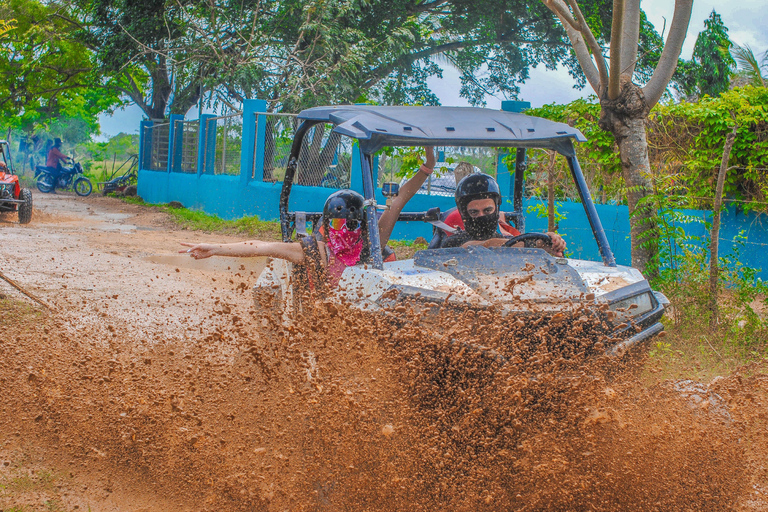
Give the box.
[378,146,435,246]
[180,240,305,264]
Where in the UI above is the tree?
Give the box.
[70,0,590,115]
[66,0,207,119]
[731,43,768,87]
[675,11,735,99]
[541,0,694,273]
[0,0,120,133]
[691,11,735,97]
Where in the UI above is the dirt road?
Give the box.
[1,193,767,511]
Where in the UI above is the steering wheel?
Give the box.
[502,232,552,248]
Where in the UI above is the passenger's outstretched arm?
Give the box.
[378,146,435,246]
[180,240,305,264]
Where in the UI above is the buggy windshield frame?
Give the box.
[278,106,616,270]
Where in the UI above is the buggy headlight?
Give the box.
[609,292,654,320]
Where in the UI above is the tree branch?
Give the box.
[619,0,640,78]
[559,15,601,92]
[566,0,609,94]
[607,0,625,100]
[642,0,693,107]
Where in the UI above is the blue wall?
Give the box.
[138,100,768,278]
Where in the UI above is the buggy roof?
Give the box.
[298,105,586,156]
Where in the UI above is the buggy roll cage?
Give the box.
[278,106,616,270]
[0,140,15,174]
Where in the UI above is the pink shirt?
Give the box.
[46,147,68,168]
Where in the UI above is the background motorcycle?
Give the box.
[35,162,92,196]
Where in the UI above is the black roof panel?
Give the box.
[297,105,586,155]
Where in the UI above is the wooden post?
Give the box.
[547,151,557,233]
[708,125,738,327]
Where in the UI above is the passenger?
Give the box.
[46,138,71,172]
[181,147,437,287]
[440,173,567,257]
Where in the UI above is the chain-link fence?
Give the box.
[258,113,297,182]
[293,123,354,189]
[203,113,243,175]
[377,146,499,197]
[178,120,199,173]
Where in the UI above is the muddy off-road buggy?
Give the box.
[254,106,668,356]
[0,140,33,224]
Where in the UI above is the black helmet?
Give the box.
[323,189,365,229]
[454,173,501,240]
[53,137,62,147]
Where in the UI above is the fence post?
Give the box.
[241,99,267,185]
[497,100,530,205]
[198,114,216,176]
[167,114,184,173]
[139,120,153,170]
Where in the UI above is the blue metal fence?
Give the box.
[137,99,768,278]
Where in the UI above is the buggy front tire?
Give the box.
[74,177,92,197]
[18,189,32,224]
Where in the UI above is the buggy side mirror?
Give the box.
[381,182,399,198]
[424,207,441,222]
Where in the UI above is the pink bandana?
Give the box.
[327,225,363,266]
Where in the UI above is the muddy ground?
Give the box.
[0,193,767,511]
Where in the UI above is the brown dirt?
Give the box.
[0,192,766,511]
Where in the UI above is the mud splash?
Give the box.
[2,289,763,511]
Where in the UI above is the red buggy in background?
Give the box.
[0,140,33,224]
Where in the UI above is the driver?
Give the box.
[181,147,437,288]
[440,173,567,257]
[46,138,71,173]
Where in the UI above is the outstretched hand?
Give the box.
[424,146,436,170]
[179,242,217,259]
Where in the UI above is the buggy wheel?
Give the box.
[74,177,92,197]
[18,189,32,224]
[37,173,55,193]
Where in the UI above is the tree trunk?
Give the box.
[613,116,655,274]
[708,125,738,327]
[599,78,654,274]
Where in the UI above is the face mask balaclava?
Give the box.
[326,223,363,266]
[460,197,500,240]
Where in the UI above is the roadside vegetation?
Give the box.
[117,196,281,241]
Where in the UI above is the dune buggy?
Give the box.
[254,106,668,357]
[0,140,33,224]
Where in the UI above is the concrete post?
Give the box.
[496,100,530,205]
[241,99,267,185]
[167,114,184,173]
[198,114,216,176]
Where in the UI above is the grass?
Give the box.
[389,239,429,260]
[115,195,282,240]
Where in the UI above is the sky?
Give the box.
[98,1,768,139]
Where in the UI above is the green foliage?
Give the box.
[676,11,736,99]
[691,11,735,98]
[637,170,768,351]
[529,87,768,212]
[526,201,566,226]
[731,43,768,88]
[0,0,121,132]
[528,100,624,203]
